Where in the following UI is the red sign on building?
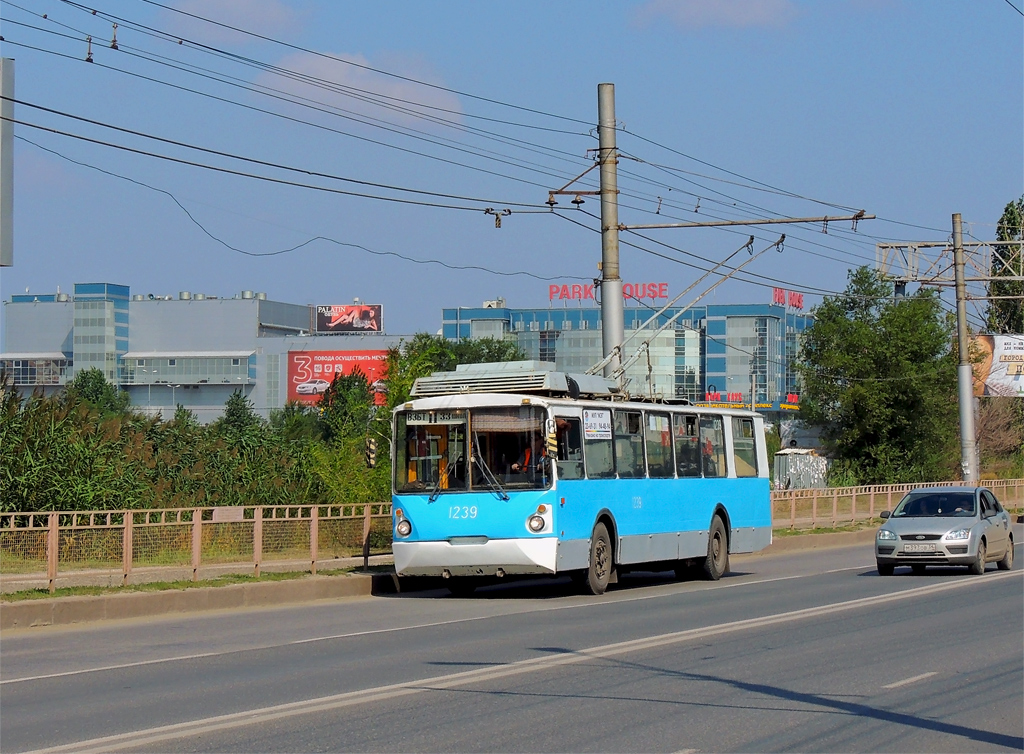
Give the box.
[772,288,804,310]
[287,350,388,405]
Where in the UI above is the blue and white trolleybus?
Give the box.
[391,361,772,595]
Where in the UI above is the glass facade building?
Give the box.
[442,302,811,413]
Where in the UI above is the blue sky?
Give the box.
[1,0,1021,339]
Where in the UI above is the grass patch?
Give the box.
[773,520,879,537]
[0,569,360,602]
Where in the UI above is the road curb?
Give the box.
[756,528,877,555]
[0,573,374,630]
[1,530,880,628]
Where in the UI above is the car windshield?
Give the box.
[892,492,975,517]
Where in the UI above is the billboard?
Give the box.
[287,350,388,405]
[973,335,1024,397]
[316,304,382,333]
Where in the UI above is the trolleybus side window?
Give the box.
[645,412,674,478]
[732,417,758,477]
[700,415,727,478]
[554,416,584,480]
[395,410,468,493]
[673,413,701,478]
[582,408,615,479]
[614,410,645,478]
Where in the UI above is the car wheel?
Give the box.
[582,522,612,595]
[997,535,1014,571]
[911,564,926,575]
[969,541,987,575]
[701,516,729,581]
[877,562,894,576]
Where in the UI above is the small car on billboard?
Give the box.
[295,378,331,395]
[875,486,1015,576]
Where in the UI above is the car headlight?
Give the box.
[877,529,897,541]
[527,515,545,533]
[396,519,412,537]
[944,528,970,540]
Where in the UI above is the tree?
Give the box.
[269,401,323,442]
[986,196,1024,334]
[382,334,524,411]
[797,267,958,484]
[317,368,373,442]
[214,389,263,440]
[66,367,130,416]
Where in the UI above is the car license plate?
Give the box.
[904,543,935,553]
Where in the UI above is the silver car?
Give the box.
[876,486,1015,575]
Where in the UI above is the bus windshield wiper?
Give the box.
[472,433,509,501]
[428,453,458,503]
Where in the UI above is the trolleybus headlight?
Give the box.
[527,515,545,533]
[396,519,412,537]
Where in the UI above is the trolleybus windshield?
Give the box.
[395,406,551,494]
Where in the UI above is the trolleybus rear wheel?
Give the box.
[583,523,612,595]
[701,516,729,581]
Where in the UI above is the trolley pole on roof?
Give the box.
[952,213,979,483]
[598,83,623,378]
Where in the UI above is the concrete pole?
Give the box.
[953,213,979,483]
[0,58,14,267]
[598,83,623,378]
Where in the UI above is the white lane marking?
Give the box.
[0,565,872,685]
[883,671,938,689]
[671,749,698,754]
[23,572,1021,754]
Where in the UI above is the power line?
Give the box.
[19,134,589,281]
[63,0,594,130]
[6,114,554,214]
[1003,0,1024,17]
[4,96,554,209]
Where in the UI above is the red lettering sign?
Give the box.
[786,393,800,404]
[705,391,721,401]
[728,392,743,402]
[548,283,669,301]
[773,287,786,305]
[788,291,804,310]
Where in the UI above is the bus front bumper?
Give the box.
[393,537,558,577]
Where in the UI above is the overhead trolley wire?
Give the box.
[19,134,590,281]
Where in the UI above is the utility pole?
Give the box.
[952,213,979,483]
[0,58,14,267]
[597,83,623,378]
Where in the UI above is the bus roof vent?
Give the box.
[411,360,619,398]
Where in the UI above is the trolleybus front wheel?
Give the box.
[583,522,612,595]
[701,516,729,581]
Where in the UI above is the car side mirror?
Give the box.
[879,510,890,519]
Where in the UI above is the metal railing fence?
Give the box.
[0,504,391,593]
[771,479,1024,529]
[3,480,1021,593]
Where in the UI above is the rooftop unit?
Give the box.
[411,360,619,399]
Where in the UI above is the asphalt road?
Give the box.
[2,542,1021,753]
